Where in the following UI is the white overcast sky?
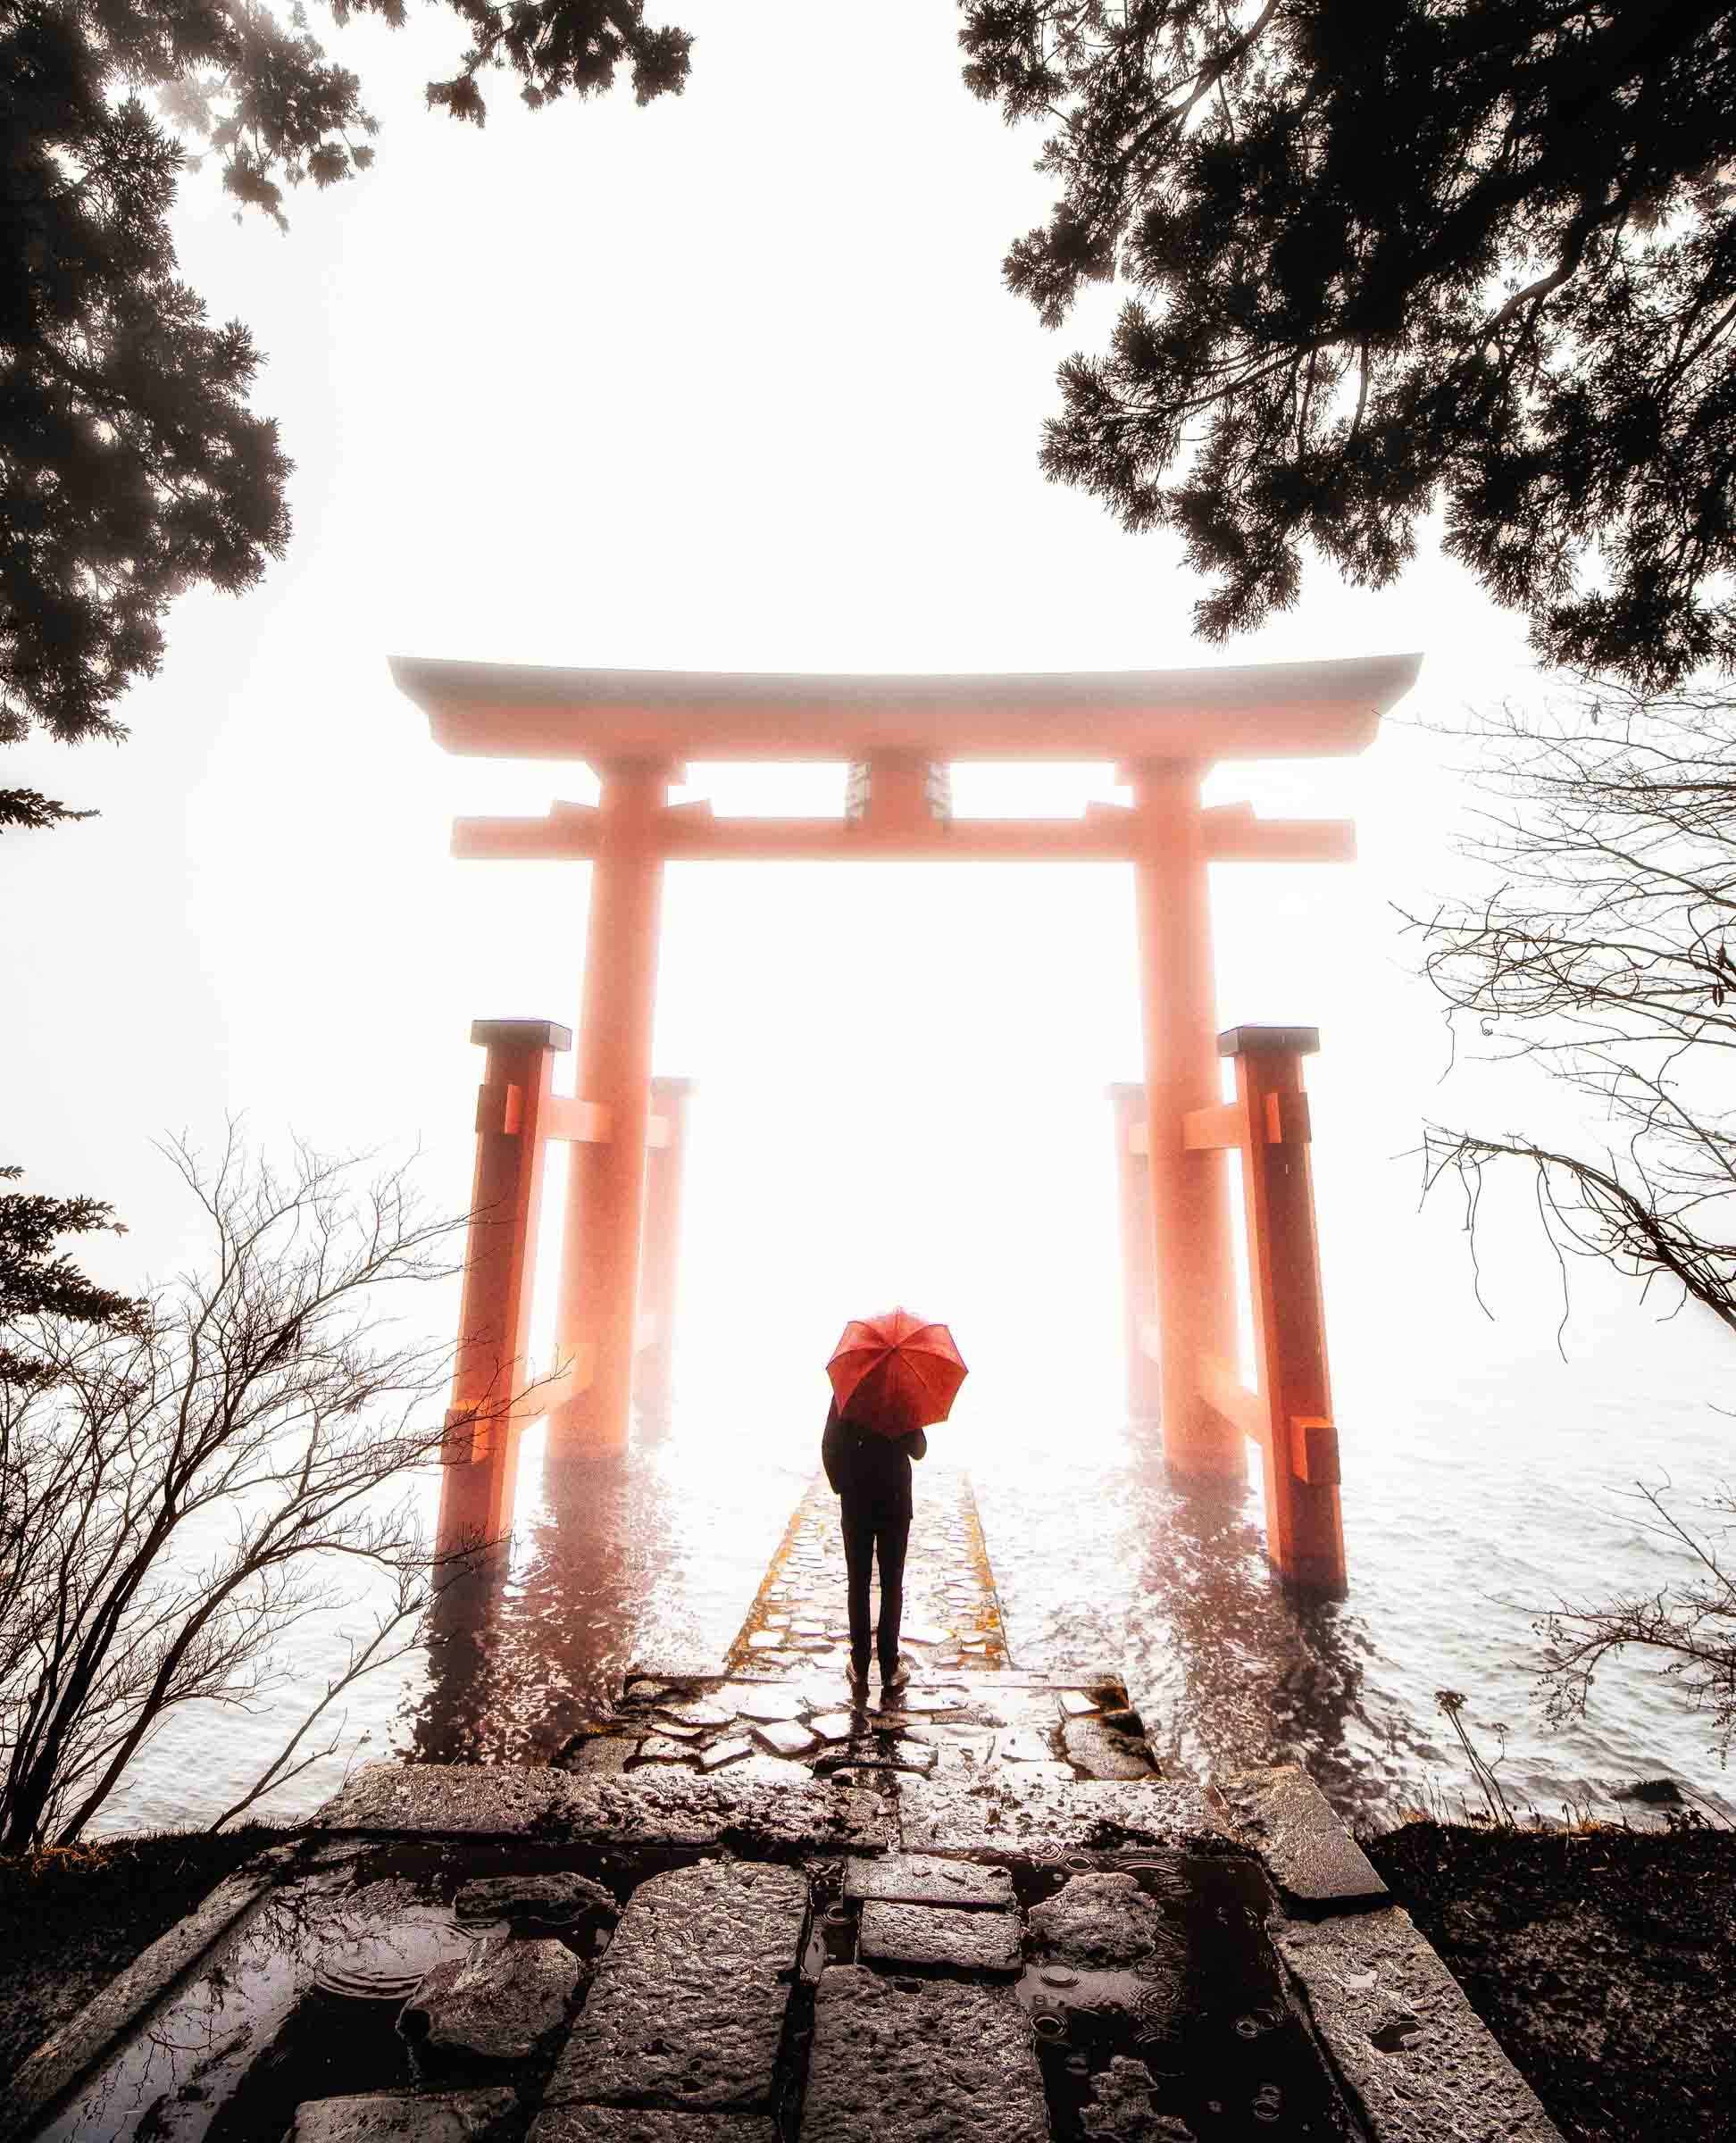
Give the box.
[6,0,1625,1431]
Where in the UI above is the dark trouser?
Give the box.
[839,1500,910,1678]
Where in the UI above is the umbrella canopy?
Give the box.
[827,1308,968,1440]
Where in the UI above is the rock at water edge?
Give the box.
[402,1938,580,2062]
[285,2088,517,2143]
[1028,1872,1178,1968]
[455,1872,615,1929]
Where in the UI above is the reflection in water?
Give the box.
[977,1423,1437,1827]
[405,1439,680,1766]
[106,1294,1719,1835]
[403,1407,1421,1822]
[1123,1463,1404,1828]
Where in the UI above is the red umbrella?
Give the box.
[827,1308,968,1440]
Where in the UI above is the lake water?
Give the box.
[97,1196,1736,1839]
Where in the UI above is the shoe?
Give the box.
[847,1660,872,1694]
[881,1657,910,1695]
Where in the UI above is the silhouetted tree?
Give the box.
[0,1167,139,1389]
[1414,676,1736,1331]
[961,2,1736,687]
[1414,678,1736,1758]
[2,0,690,794]
[1533,1480,1736,1765]
[0,1130,474,1846]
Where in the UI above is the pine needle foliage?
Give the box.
[1,0,690,754]
[960,1,1736,687]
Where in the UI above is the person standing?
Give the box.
[822,1395,926,1694]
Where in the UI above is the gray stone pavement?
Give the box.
[4,1471,1566,2143]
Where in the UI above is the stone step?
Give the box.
[543,1860,808,2115]
[801,1967,1048,2143]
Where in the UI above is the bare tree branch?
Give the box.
[1406,675,1736,1330]
[0,1132,511,1846]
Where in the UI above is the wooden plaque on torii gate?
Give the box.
[396,650,1422,1592]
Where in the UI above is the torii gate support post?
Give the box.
[437,1018,571,1564]
[1191,1026,1346,1593]
[1106,1080,1162,1421]
[549,759,675,1467]
[635,1075,695,1421]
[1128,760,1243,1481]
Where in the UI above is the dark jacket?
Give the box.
[822,1399,927,1522]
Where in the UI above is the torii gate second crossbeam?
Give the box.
[394,651,1422,1591]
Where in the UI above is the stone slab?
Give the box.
[288,2089,517,2142]
[897,1772,1226,1855]
[314,1762,890,1852]
[658,1700,733,1729]
[698,1736,755,1771]
[815,1736,937,1776]
[1028,1872,1174,1967]
[1080,2058,1197,2141]
[635,1735,697,1763]
[844,1854,1014,1909]
[547,1861,807,2112]
[753,1719,816,1758]
[0,1849,293,2142]
[858,1901,1023,1973]
[803,1966,1047,2143]
[1220,1764,1390,1914]
[403,1937,580,2061]
[1009,1760,1089,1789]
[530,2114,774,2143]
[996,1729,1057,1763]
[725,1685,806,1722]
[563,1736,638,1775]
[1063,1716,1156,1780]
[1274,1909,1565,2141]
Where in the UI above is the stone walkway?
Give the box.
[4,1472,1569,2143]
[724,1463,1010,1676]
[560,1664,1157,1795]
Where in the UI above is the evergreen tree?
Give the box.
[1,0,689,785]
[0,1167,138,1387]
[4,4,689,1332]
[961,1,1736,687]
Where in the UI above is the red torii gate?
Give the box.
[394,650,1421,1591]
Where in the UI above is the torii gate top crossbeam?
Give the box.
[391,651,1422,765]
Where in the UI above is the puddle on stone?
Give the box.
[310,1891,477,2002]
[1013,1855,1359,2140]
[27,1839,697,2143]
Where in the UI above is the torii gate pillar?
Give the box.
[636,1074,696,1421]
[548,759,674,1465]
[1129,761,1241,1480]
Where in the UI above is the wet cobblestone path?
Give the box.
[723,1463,1011,1676]
[9,1472,1566,2143]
